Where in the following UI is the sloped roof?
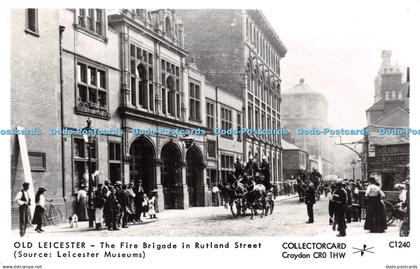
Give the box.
[366,98,384,112]
[372,106,409,126]
[284,78,317,95]
[282,139,303,150]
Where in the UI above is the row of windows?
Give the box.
[248,101,281,144]
[77,62,107,109]
[73,137,122,187]
[245,16,280,75]
[384,91,403,101]
[206,101,243,141]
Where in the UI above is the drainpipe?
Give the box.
[59,25,67,215]
[215,86,220,184]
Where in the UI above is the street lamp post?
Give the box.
[351,159,356,181]
[83,118,95,228]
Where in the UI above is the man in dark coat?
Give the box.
[332,182,348,237]
[14,182,31,237]
[259,157,271,191]
[244,156,254,177]
[304,181,316,223]
[234,156,244,180]
[121,184,132,228]
[104,186,119,231]
[344,181,353,223]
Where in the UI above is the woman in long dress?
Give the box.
[76,185,89,221]
[32,187,47,233]
[364,178,387,233]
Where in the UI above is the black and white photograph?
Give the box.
[1,1,419,268]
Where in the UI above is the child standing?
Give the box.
[147,193,157,219]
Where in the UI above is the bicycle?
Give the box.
[45,199,63,226]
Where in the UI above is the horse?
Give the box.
[243,180,267,219]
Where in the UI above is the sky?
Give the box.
[262,1,415,137]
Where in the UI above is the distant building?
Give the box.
[365,50,410,190]
[281,79,334,176]
[367,50,409,125]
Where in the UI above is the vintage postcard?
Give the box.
[0,0,418,268]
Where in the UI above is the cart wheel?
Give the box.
[230,202,240,217]
[385,201,395,226]
[399,220,409,237]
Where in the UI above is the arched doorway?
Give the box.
[161,142,182,209]
[186,146,203,207]
[129,137,155,194]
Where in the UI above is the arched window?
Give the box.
[136,64,148,108]
[165,17,172,38]
[129,43,154,110]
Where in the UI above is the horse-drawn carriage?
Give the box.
[218,173,275,219]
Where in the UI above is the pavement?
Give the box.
[14,195,400,237]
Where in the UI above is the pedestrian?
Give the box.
[364,177,387,233]
[327,184,336,226]
[76,184,88,221]
[332,182,348,237]
[344,181,353,223]
[14,182,31,237]
[350,181,361,222]
[148,192,157,219]
[104,186,119,231]
[135,179,145,221]
[212,183,220,206]
[126,182,136,224]
[94,183,106,230]
[304,181,316,224]
[121,184,132,228]
[114,181,123,228]
[32,187,47,233]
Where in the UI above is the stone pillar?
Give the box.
[201,163,210,206]
[155,159,164,212]
[181,162,189,209]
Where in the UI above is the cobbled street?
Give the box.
[17,196,398,237]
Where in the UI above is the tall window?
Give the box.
[237,113,242,141]
[76,9,105,37]
[207,140,216,158]
[248,103,253,130]
[76,62,108,111]
[161,59,180,117]
[221,107,233,138]
[221,154,234,183]
[130,44,154,111]
[109,142,121,183]
[26,9,39,35]
[255,107,260,130]
[206,101,215,130]
[73,136,97,189]
[189,82,201,121]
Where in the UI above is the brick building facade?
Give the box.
[11,9,282,226]
[176,10,287,186]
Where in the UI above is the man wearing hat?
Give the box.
[14,182,31,237]
[304,180,316,224]
[135,179,145,221]
[114,181,123,228]
[332,182,348,237]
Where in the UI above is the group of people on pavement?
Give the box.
[79,179,158,231]
[15,178,159,236]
